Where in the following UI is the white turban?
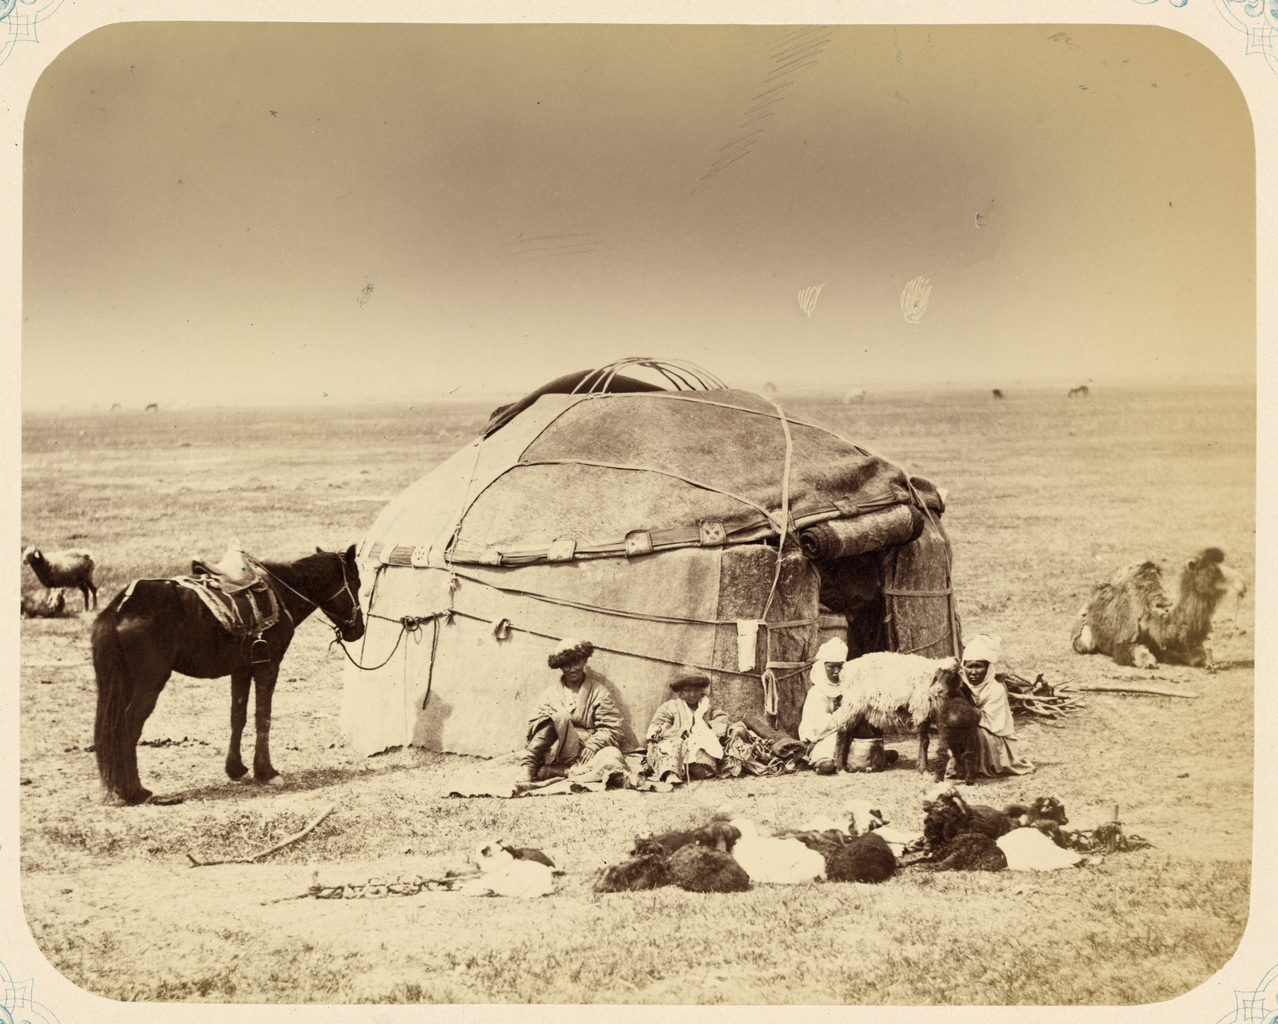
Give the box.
[815,637,848,665]
[963,633,1001,665]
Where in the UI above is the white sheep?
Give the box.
[831,652,960,776]
[21,546,98,612]
[20,589,67,618]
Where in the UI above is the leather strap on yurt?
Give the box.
[442,566,816,631]
[365,489,932,567]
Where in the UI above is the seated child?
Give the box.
[645,673,730,782]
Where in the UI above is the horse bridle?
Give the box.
[258,553,362,634]
[316,556,362,632]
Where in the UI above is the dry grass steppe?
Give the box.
[18,384,1256,1004]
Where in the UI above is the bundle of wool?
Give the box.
[461,843,555,897]
[668,845,751,892]
[823,832,896,883]
[996,828,1085,871]
[729,819,826,884]
[594,854,671,893]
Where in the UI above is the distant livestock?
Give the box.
[1068,386,1090,398]
[992,389,1004,400]
[22,546,97,612]
[145,403,159,413]
[1071,547,1246,668]
[21,589,67,618]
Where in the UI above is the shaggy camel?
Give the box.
[1071,547,1245,668]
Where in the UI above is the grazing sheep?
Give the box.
[832,652,960,776]
[920,781,1013,872]
[1072,547,1246,668]
[21,589,67,619]
[22,546,97,612]
[935,672,981,785]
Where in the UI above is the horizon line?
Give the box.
[19,374,1257,414]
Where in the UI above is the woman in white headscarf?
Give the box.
[798,638,848,775]
[961,633,1034,776]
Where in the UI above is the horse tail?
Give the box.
[91,597,138,800]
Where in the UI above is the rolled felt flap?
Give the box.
[741,712,806,758]
[909,476,946,515]
[798,504,924,561]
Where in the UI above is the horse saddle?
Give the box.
[190,540,258,593]
[177,550,281,642]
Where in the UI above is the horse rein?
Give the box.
[254,554,362,634]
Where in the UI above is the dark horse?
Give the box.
[91,545,365,806]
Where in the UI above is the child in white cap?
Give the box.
[961,633,1033,777]
[798,637,849,775]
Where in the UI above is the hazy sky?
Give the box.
[21,22,1255,408]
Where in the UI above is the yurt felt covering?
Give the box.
[341,389,954,758]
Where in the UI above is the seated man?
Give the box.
[520,638,624,783]
[644,673,730,782]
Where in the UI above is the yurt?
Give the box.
[340,359,959,758]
